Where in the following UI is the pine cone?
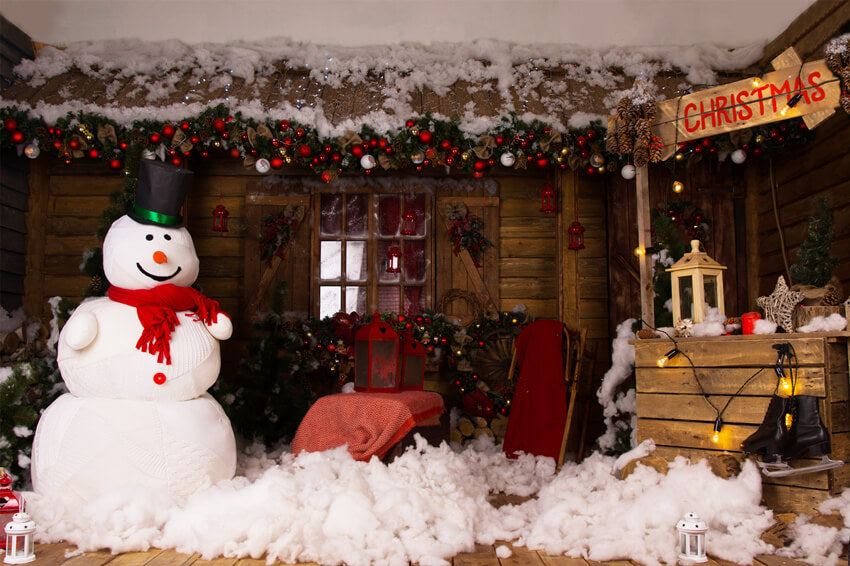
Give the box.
[617,98,634,120]
[822,277,845,306]
[826,53,842,74]
[90,275,106,294]
[842,94,850,115]
[618,131,634,154]
[635,119,652,147]
[634,146,649,168]
[842,67,850,89]
[649,142,663,163]
[605,131,619,154]
[641,100,657,122]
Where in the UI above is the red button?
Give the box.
[153,372,166,385]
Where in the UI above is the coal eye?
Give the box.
[163,234,171,241]
[145,234,153,241]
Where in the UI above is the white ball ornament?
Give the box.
[731,149,747,164]
[255,158,271,173]
[360,154,377,170]
[589,153,605,168]
[621,164,637,179]
[500,152,516,167]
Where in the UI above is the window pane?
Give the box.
[320,286,341,318]
[378,286,400,313]
[346,194,367,236]
[378,240,400,282]
[403,194,426,236]
[378,194,400,236]
[346,241,367,281]
[404,286,425,315]
[403,241,425,282]
[321,194,342,235]
[345,286,367,315]
[320,241,341,280]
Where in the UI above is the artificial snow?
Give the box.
[596,319,637,452]
[24,435,786,566]
[753,318,779,335]
[796,313,848,333]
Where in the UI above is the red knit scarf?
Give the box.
[107,284,226,365]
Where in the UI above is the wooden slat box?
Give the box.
[634,332,850,515]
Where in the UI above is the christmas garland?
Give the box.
[0,104,816,182]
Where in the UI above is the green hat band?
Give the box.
[133,204,181,226]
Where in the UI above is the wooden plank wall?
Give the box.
[751,112,850,303]
[1,151,30,311]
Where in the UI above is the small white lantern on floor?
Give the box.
[4,512,36,564]
[667,240,726,325]
[677,512,707,564]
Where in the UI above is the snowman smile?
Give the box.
[136,263,182,282]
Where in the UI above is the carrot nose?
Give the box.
[153,251,168,264]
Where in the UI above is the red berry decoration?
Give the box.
[295,128,306,139]
[4,118,17,131]
[161,124,176,137]
[298,144,312,157]
[270,156,285,169]
[109,158,123,171]
[10,130,25,144]
[213,118,226,132]
[418,130,433,144]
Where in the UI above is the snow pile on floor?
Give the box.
[23,435,806,566]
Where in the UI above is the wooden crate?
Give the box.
[634,332,850,515]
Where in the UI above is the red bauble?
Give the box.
[494,135,505,146]
[701,138,712,147]
[451,146,460,156]
[586,166,596,175]
[473,160,486,171]
[369,139,378,147]
[488,157,497,167]
[527,131,535,141]
[180,121,191,130]
[119,141,129,150]
[161,124,176,137]
[68,139,81,150]
[473,171,484,179]
[295,128,306,139]
[283,137,294,146]
[378,139,389,149]
[332,153,342,162]
[213,118,226,131]
[229,148,240,158]
[171,157,182,166]
[221,132,230,140]
[576,136,587,147]
[201,150,210,158]
[298,144,312,157]
[579,148,590,158]
[585,129,596,140]
[108,158,123,171]
[279,120,290,131]
[52,140,62,150]
[446,156,454,165]
[270,156,285,169]
[10,130,25,144]
[352,145,365,157]
[88,149,99,159]
[418,130,433,144]
[519,139,529,149]
[149,132,161,144]
[250,148,259,157]
[320,171,332,183]
[385,147,393,155]
[537,157,549,168]
[4,118,18,131]
[440,139,452,150]
[405,119,416,128]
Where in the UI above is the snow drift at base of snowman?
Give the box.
[32,160,236,505]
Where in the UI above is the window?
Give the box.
[316,191,429,318]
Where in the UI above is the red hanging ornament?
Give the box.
[10,131,25,144]
[401,209,416,235]
[212,204,230,232]
[540,182,556,213]
[568,220,585,250]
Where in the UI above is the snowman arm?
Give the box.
[207,313,233,341]
[62,311,99,350]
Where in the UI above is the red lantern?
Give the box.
[540,183,556,213]
[386,244,401,273]
[401,209,416,235]
[212,204,229,232]
[354,314,400,392]
[399,333,426,391]
[568,220,585,250]
[0,470,23,550]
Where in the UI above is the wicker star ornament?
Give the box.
[757,276,805,332]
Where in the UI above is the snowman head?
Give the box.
[103,215,199,289]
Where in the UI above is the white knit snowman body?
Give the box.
[32,214,237,505]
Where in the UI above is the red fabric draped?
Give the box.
[107,284,226,365]
[502,319,567,460]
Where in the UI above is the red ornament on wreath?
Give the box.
[212,204,229,232]
[419,130,433,145]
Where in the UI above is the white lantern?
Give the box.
[677,512,707,564]
[4,512,35,564]
[667,240,726,326]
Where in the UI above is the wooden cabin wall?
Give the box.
[606,158,745,332]
[1,151,30,311]
[749,112,850,304]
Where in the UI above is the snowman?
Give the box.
[32,160,236,505]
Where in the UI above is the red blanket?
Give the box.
[502,319,567,459]
[291,391,444,461]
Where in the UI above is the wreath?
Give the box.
[258,205,306,262]
[445,202,493,268]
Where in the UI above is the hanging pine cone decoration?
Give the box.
[826,37,850,115]
[649,136,664,163]
[633,146,650,168]
[90,274,107,295]
[610,94,662,164]
[641,100,657,122]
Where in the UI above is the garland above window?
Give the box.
[0,104,815,182]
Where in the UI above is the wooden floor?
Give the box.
[25,543,846,566]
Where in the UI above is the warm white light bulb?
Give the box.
[672,180,684,193]
[634,247,646,257]
[752,77,762,87]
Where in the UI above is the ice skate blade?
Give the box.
[759,456,844,478]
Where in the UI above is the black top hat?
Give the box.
[128,160,194,227]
